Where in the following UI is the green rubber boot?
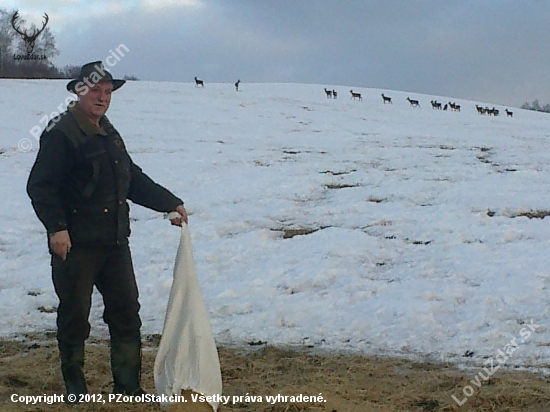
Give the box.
[59,343,87,403]
[111,338,146,395]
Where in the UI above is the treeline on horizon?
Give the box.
[521,100,550,114]
[0,7,138,80]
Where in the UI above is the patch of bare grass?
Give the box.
[325,183,362,190]
[320,170,356,176]
[2,339,550,411]
[271,227,330,239]
[512,210,550,220]
[487,209,550,220]
[367,197,386,203]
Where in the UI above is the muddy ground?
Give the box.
[1,336,550,411]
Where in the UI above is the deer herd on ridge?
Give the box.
[192,76,514,118]
[325,87,514,117]
[326,85,513,118]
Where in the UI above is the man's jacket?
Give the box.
[27,103,183,246]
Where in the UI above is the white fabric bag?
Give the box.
[154,223,222,411]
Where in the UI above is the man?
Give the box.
[26,61,187,399]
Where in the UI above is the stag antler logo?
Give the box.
[11,11,49,55]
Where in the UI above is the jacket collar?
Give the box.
[68,103,108,136]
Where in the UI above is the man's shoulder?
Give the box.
[45,109,73,129]
[100,116,128,149]
[42,109,85,147]
[100,115,118,136]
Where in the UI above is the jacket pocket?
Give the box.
[79,136,107,198]
[67,203,118,243]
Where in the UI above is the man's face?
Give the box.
[77,81,113,120]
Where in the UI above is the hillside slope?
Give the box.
[1,80,550,367]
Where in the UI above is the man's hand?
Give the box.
[49,230,72,260]
[169,204,188,226]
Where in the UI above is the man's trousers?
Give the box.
[51,242,142,345]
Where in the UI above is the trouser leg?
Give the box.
[95,244,143,394]
[51,246,105,399]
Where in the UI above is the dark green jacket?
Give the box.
[27,103,183,246]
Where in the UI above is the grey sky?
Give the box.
[4,0,549,106]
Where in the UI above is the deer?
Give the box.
[11,11,49,54]
[476,105,485,115]
[381,93,392,104]
[324,88,333,98]
[430,100,442,109]
[194,76,204,87]
[332,89,337,99]
[406,97,420,107]
[505,109,513,117]
[350,90,362,101]
[443,104,448,111]
[448,102,461,112]
[235,79,240,91]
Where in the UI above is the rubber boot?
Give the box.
[111,338,146,395]
[59,343,87,403]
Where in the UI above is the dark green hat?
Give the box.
[67,61,125,93]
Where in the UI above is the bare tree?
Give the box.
[0,9,13,51]
[60,64,81,79]
[522,100,550,113]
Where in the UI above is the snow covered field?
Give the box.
[1,80,550,368]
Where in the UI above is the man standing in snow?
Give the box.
[26,61,188,400]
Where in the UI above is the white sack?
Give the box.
[154,223,222,411]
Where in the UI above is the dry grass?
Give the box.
[1,338,550,411]
[512,210,550,220]
[486,209,550,220]
[324,184,363,190]
[271,227,331,239]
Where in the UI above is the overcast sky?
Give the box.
[3,0,549,106]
